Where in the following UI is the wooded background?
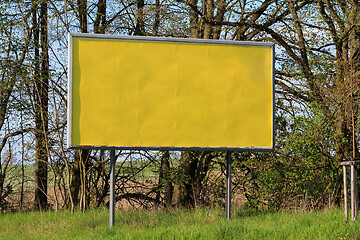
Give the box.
[0,0,359,212]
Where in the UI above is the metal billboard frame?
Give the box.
[67,33,275,226]
[67,32,275,152]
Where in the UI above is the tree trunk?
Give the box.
[94,0,106,34]
[171,151,199,207]
[152,0,160,36]
[77,0,87,33]
[162,151,173,206]
[203,0,214,39]
[194,152,214,202]
[349,1,360,159]
[0,154,11,209]
[155,151,173,206]
[70,150,81,206]
[188,0,199,38]
[34,0,49,210]
[134,0,145,35]
[70,0,89,209]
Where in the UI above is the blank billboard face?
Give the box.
[68,33,274,151]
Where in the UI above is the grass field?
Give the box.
[0,207,359,239]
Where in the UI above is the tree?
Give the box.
[34,0,50,210]
[168,0,295,208]
[0,1,35,210]
[226,0,360,208]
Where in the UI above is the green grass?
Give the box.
[0,207,358,239]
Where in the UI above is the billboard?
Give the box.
[68,33,274,151]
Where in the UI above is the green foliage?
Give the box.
[232,103,340,210]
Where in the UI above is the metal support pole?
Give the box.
[351,164,356,221]
[355,167,358,219]
[109,150,115,228]
[344,165,348,221]
[226,151,232,220]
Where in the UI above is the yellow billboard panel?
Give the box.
[67,33,274,150]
